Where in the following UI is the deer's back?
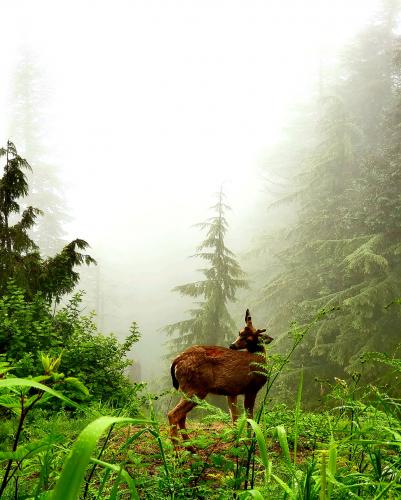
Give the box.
[173,345,267,396]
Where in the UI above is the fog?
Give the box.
[0,0,380,380]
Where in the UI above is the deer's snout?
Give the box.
[229,343,238,350]
[261,335,274,344]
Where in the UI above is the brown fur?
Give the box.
[168,330,273,448]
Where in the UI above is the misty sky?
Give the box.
[0,0,380,379]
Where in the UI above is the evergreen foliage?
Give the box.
[0,142,139,405]
[0,140,41,293]
[250,1,401,393]
[8,51,69,256]
[0,141,95,302]
[165,189,248,353]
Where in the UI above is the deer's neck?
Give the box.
[247,344,265,354]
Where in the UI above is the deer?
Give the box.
[168,310,273,448]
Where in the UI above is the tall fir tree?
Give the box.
[0,140,41,289]
[8,50,69,256]
[248,1,401,396]
[0,141,95,302]
[338,0,397,148]
[165,190,248,354]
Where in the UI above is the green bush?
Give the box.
[61,316,141,405]
[0,283,141,405]
[0,282,60,366]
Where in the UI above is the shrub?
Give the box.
[0,283,141,405]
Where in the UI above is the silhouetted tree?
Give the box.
[0,141,95,302]
[8,50,69,256]
[165,189,248,354]
[249,1,401,399]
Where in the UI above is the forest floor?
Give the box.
[105,420,313,496]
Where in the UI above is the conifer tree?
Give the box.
[0,141,41,288]
[249,2,401,393]
[8,50,69,256]
[165,190,248,353]
[0,141,95,302]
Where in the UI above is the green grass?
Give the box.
[1,389,400,499]
[1,323,401,498]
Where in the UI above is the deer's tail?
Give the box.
[170,360,179,390]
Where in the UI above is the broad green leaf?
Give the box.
[239,489,265,499]
[236,414,248,440]
[53,416,152,500]
[327,438,337,498]
[276,425,292,466]
[0,435,63,462]
[247,418,269,469]
[64,377,89,396]
[272,473,295,497]
[0,394,20,410]
[0,378,82,409]
[32,375,52,383]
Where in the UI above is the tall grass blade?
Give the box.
[115,425,173,497]
[276,425,292,467]
[266,459,272,485]
[108,470,123,500]
[90,458,139,500]
[327,438,337,498]
[373,481,396,499]
[237,413,248,441]
[319,450,328,500]
[302,460,316,499]
[293,367,304,467]
[271,473,295,498]
[96,468,111,500]
[53,416,151,500]
[247,419,269,470]
[147,428,173,496]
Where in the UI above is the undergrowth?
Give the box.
[1,310,401,498]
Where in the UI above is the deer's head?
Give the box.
[229,328,273,353]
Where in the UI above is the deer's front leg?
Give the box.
[244,391,257,419]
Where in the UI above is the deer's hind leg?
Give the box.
[177,400,196,442]
[227,395,239,423]
[168,391,207,449]
[168,398,196,443]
